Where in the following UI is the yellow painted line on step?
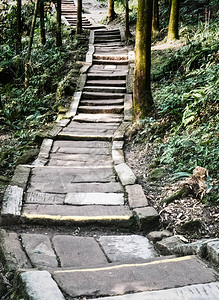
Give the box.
[53,256,193,274]
[23,214,131,221]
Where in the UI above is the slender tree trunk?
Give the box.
[16,0,22,52]
[39,0,46,45]
[152,0,159,37]
[56,0,62,46]
[76,0,82,34]
[167,0,179,41]
[107,0,115,22]
[133,0,154,121]
[125,0,130,40]
[25,0,40,87]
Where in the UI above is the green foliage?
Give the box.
[0,3,88,176]
[134,16,219,203]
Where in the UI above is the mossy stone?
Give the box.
[16,149,39,165]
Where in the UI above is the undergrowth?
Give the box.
[0,2,88,176]
[133,17,219,204]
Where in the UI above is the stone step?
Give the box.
[78,105,124,114]
[94,42,123,47]
[93,54,128,61]
[83,86,126,93]
[95,282,219,300]
[95,36,121,41]
[94,29,120,35]
[80,99,124,106]
[65,121,119,130]
[87,73,127,80]
[51,255,218,298]
[28,181,123,194]
[86,79,126,87]
[82,91,125,99]
[48,159,113,168]
[22,204,133,226]
[94,39,121,44]
[73,113,123,123]
[92,59,129,65]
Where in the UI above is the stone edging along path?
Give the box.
[0,1,218,299]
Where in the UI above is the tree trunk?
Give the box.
[16,0,22,52]
[125,0,131,40]
[25,0,40,87]
[167,0,179,41]
[133,0,154,121]
[76,0,82,34]
[56,0,62,47]
[39,0,46,45]
[107,0,115,22]
[152,0,159,37]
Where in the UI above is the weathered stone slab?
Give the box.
[1,185,23,217]
[52,146,110,155]
[147,230,173,242]
[0,229,31,271]
[124,94,133,121]
[65,193,124,205]
[73,113,122,123]
[10,165,30,190]
[98,235,158,262]
[207,240,219,265]
[92,282,219,300]
[112,149,125,165]
[115,163,136,186]
[21,234,58,268]
[156,236,183,255]
[52,256,218,298]
[22,204,133,225]
[52,236,107,267]
[48,159,113,168]
[20,270,65,300]
[29,167,116,186]
[134,207,159,230]
[113,122,129,140]
[32,157,48,166]
[112,141,124,150]
[25,192,65,205]
[52,140,110,149]
[38,138,53,159]
[27,182,123,194]
[126,185,148,208]
[65,91,82,118]
[57,118,70,127]
[49,153,110,162]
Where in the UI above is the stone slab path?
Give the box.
[0,1,218,299]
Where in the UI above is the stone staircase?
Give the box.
[0,18,218,300]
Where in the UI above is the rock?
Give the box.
[207,240,219,266]
[148,168,165,181]
[20,270,65,300]
[1,185,23,217]
[125,184,148,208]
[173,239,209,257]
[0,229,31,271]
[155,236,183,255]
[10,165,31,190]
[21,234,58,268]
[115,163,136,186]
[134,207,159,230]
[52,236,107,267]
[98,235,158,262]
[147,230,173,242]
